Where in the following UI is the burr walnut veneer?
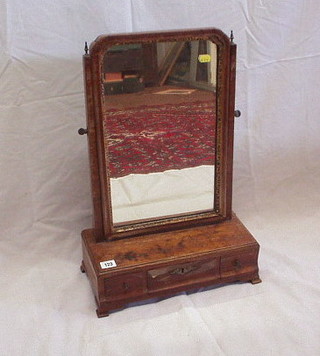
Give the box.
[79,28,261,317]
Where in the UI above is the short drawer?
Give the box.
[103,272,146,300]
[220,250,258,279]
[147,257,219,291]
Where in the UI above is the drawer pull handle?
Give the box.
[170,265,197,275]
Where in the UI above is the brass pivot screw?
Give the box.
[78,128,88,135]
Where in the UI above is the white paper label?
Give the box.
[100,259,117,269]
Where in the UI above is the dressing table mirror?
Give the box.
[79,28,261,317]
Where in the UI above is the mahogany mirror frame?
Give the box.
[82,28,236,241]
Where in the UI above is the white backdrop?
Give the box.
[1,1,320,355]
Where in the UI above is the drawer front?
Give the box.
[220,250,258,278]
[104,272,146,300]
[148,258,219,291]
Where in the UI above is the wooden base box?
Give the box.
[81,214,261,317]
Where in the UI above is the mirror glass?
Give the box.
[101,40,217,224]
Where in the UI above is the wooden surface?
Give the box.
[83,214,257,271]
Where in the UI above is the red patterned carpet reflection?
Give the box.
[104,101,216,178]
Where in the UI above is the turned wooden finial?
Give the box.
[84,41,88,54]
[230,30,234,43]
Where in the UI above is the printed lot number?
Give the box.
[100,259,117,269]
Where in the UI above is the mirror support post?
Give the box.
[225,40,237,218]
[83,54,105,242]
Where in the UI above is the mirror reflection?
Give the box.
[102,40,217,224]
